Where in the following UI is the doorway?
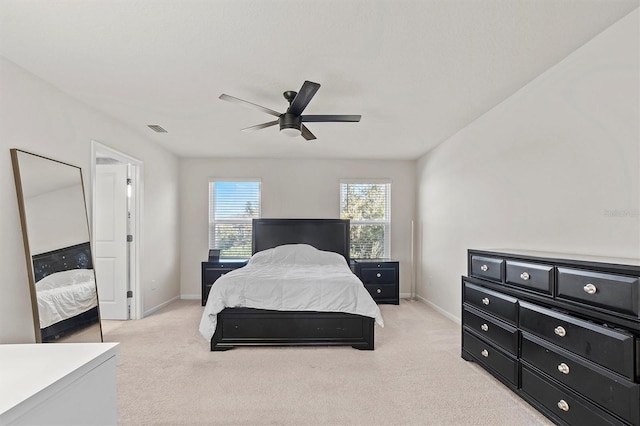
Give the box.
[91,141,142,320]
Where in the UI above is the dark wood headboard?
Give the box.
[32,241,93,282]
[252,219,351,262]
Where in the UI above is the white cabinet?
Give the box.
[0,342,119,425]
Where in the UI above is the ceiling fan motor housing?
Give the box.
[279,113,302,131]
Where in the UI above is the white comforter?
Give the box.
[199,244,384,340]
[36,269,98,329]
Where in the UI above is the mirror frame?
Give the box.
[10,149,103,343]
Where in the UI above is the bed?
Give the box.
[199,218,383,351]
[32,242,100,342]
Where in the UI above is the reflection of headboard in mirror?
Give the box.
[32,242,93,282]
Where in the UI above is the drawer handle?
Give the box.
[481,349,489,358]
[482,297,490,305]
[376,273,381,278]
[583,283,597,294]
[480,323,489,332]
[520,272,530,280]
[554,326,567,337]
[480,264,489,272]
[557,399,570,412]
[376,288,382,294]
[557,363,570,375]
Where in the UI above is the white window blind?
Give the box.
[208,180,261,259]
[340,180,391,259]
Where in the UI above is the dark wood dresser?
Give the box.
[201,260,247,305]
[353,260,399,304]
[462,249,640,426]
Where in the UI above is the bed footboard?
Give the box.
[211,308,374,351]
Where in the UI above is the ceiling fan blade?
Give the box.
[219,94,281,117]
[241,120,278,132]
[288,81,321,116]
[302,115,361,122]
[300,124,316,141]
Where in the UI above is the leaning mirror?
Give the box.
[11,149,102,343]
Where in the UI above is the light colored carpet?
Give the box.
[102,299,552,426]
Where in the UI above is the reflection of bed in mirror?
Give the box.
[200,218,383,351]
[32,241,99,342]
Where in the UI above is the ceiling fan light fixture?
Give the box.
[279,113,302,137]
[281,127,301,137]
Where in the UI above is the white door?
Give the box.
[94,163,128,320]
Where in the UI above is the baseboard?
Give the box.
[143,295,180,317]
[180,294,200,301]
[415,295,461,325]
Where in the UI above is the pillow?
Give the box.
[36,268,95,290]
[249,244,346,267]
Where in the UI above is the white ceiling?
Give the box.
[1,1,637,160]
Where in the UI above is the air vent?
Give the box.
[147,124,167,133]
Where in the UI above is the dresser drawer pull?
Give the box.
[557,363,570,375]
[519,272,530,280]
[480,323,489,332]
[481,297,490,305]
[376,288,382,294]
[376,273,381,278]
[557,400,570,412]
[554,326,567,337]
[480,264,489,272]
[583,283,597,294]
[481,349,489,358]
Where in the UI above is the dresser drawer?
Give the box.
[359,264,397,284]
[462,330,518,386]
[557,267,640,317]
[519,301,636,380]
[521,365,625,426]
[463,306,518,355]
[463,282,517,325]
[506,261,553,295]
[470,255,504,282]
[521,334,640,425]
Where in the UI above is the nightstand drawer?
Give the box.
[470,255,504,282]
[463,282,517,325]
[519,301,636,380]
[364,283,398,302]
[463,306,518,355]
[358,263,397,283]
[462,330,518,386]
[521,366,623,426]
[557,267,640,317]
[505,260,553,295]
[521,333,640,425]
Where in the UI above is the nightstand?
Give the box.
[201,260,247,306]
[353,259,399,304]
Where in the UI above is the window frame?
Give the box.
[339,179,391,259]
[208,178,261,259]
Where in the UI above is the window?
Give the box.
[340,180,391,259]
[208,180,261,259]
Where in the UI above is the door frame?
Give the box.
[90,140,143,320]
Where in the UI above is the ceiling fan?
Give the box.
[219,80,361,141]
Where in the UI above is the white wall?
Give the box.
[179,158,416,299]
[415,10,640,322]
[25,184,89,255]
[0,57,181,343]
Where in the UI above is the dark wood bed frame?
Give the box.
[210,218,375,351]
[32,242,101,342]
